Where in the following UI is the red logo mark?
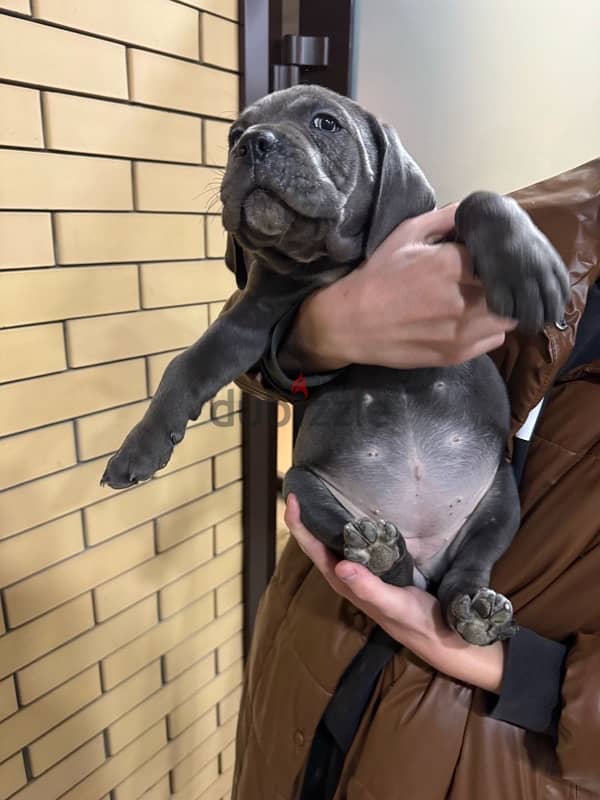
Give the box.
[291,373,308,399]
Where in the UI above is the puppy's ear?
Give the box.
[225,233,248,290]
[365,119,436,257]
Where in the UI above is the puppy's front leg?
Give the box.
[455,192,570,332]
[101,268,309,489]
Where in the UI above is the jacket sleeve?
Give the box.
[487,627,566,737]
[555,633,600,793]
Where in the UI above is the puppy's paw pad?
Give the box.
[448,588,517,646]
[343,518,405,576]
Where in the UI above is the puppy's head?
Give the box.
[221,85,435,270]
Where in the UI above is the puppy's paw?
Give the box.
[457,192,570,334]
[343,518,406,576]
[479,235,570,333]
[100,420,185,489]
[446,588,517,646]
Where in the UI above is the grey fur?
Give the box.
[101,85,569,645]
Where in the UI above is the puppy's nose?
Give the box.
[237,129,277,163]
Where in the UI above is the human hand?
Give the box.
[280,204,518,374]
[285,494,506,693]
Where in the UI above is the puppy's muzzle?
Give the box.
[235,129,278,165]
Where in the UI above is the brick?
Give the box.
[34,0,199,59]
[203,120,230,166]
[66,305,208,367]
[29,661,161,775]
[205,770,234,800]
[95,529,212,621]
[216,632,243,673]
[157,481,242,553]
[59,722,166,800]
[214,447,241,488]
[202,769,233,800]
[138,776,171,800]
[0,265,139,327]
[0,359,146,439]
[140,259,236,308]
[0,754,27,800]
[102,593,213,690]
[181,0,237,20]
[4,523,154,626]
[115,711,218,800]
[218,686,242,725]
[0,422,76,490]
[135,161,221,213]
[172,757,219,800]
[0,595,94,679]
[216,574,242,616]
[0,323,65,383]
[0,0,30,12]
[44,92,202,164]
[85,461,212,545]
[17,596,157,704]
[0,665,101,763]
[55,212,204,264]
[129,49,238,118]
[108,655,215,753]
[11,737,105,800]
[0,84,42,147]
[206,214,227,257]
[0,15,127,97]
[164,605,242,681]
[167,660,242,738]
[115,716,220,800]
[0,149,132,210]
[0,676,17,722]
[215,512,242,554]
[209,300,226,324]
[76,400,150,461]
[159,545,241,620]
[220,740,235,771]
[201,14,238,71]
[0,455,137,540]
[0,213,53,268]
[0,512,83,588]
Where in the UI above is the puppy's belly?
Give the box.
[313,456,497,576]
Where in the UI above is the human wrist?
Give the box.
[392,595,506,693]
[279,281,353,374]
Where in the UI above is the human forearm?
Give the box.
[398,600,506,693]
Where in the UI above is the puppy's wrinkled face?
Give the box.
[220,85,379,264]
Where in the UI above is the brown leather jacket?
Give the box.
[232,159,600,799]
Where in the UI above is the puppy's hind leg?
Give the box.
[283,467,413,587]
[437,461,520,646]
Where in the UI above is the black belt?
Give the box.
[299,626,400,799]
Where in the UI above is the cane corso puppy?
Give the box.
[102,85,569,645]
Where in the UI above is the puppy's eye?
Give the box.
[229,127,244,148]
[311,114,341,132]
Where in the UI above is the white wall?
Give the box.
[352,0,600,204]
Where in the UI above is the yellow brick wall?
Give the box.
[0,2,241,798]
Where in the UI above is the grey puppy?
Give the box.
[102,85,569,646]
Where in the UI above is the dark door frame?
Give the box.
[239,0,354,657]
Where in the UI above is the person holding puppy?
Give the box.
[231,159,600,800]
